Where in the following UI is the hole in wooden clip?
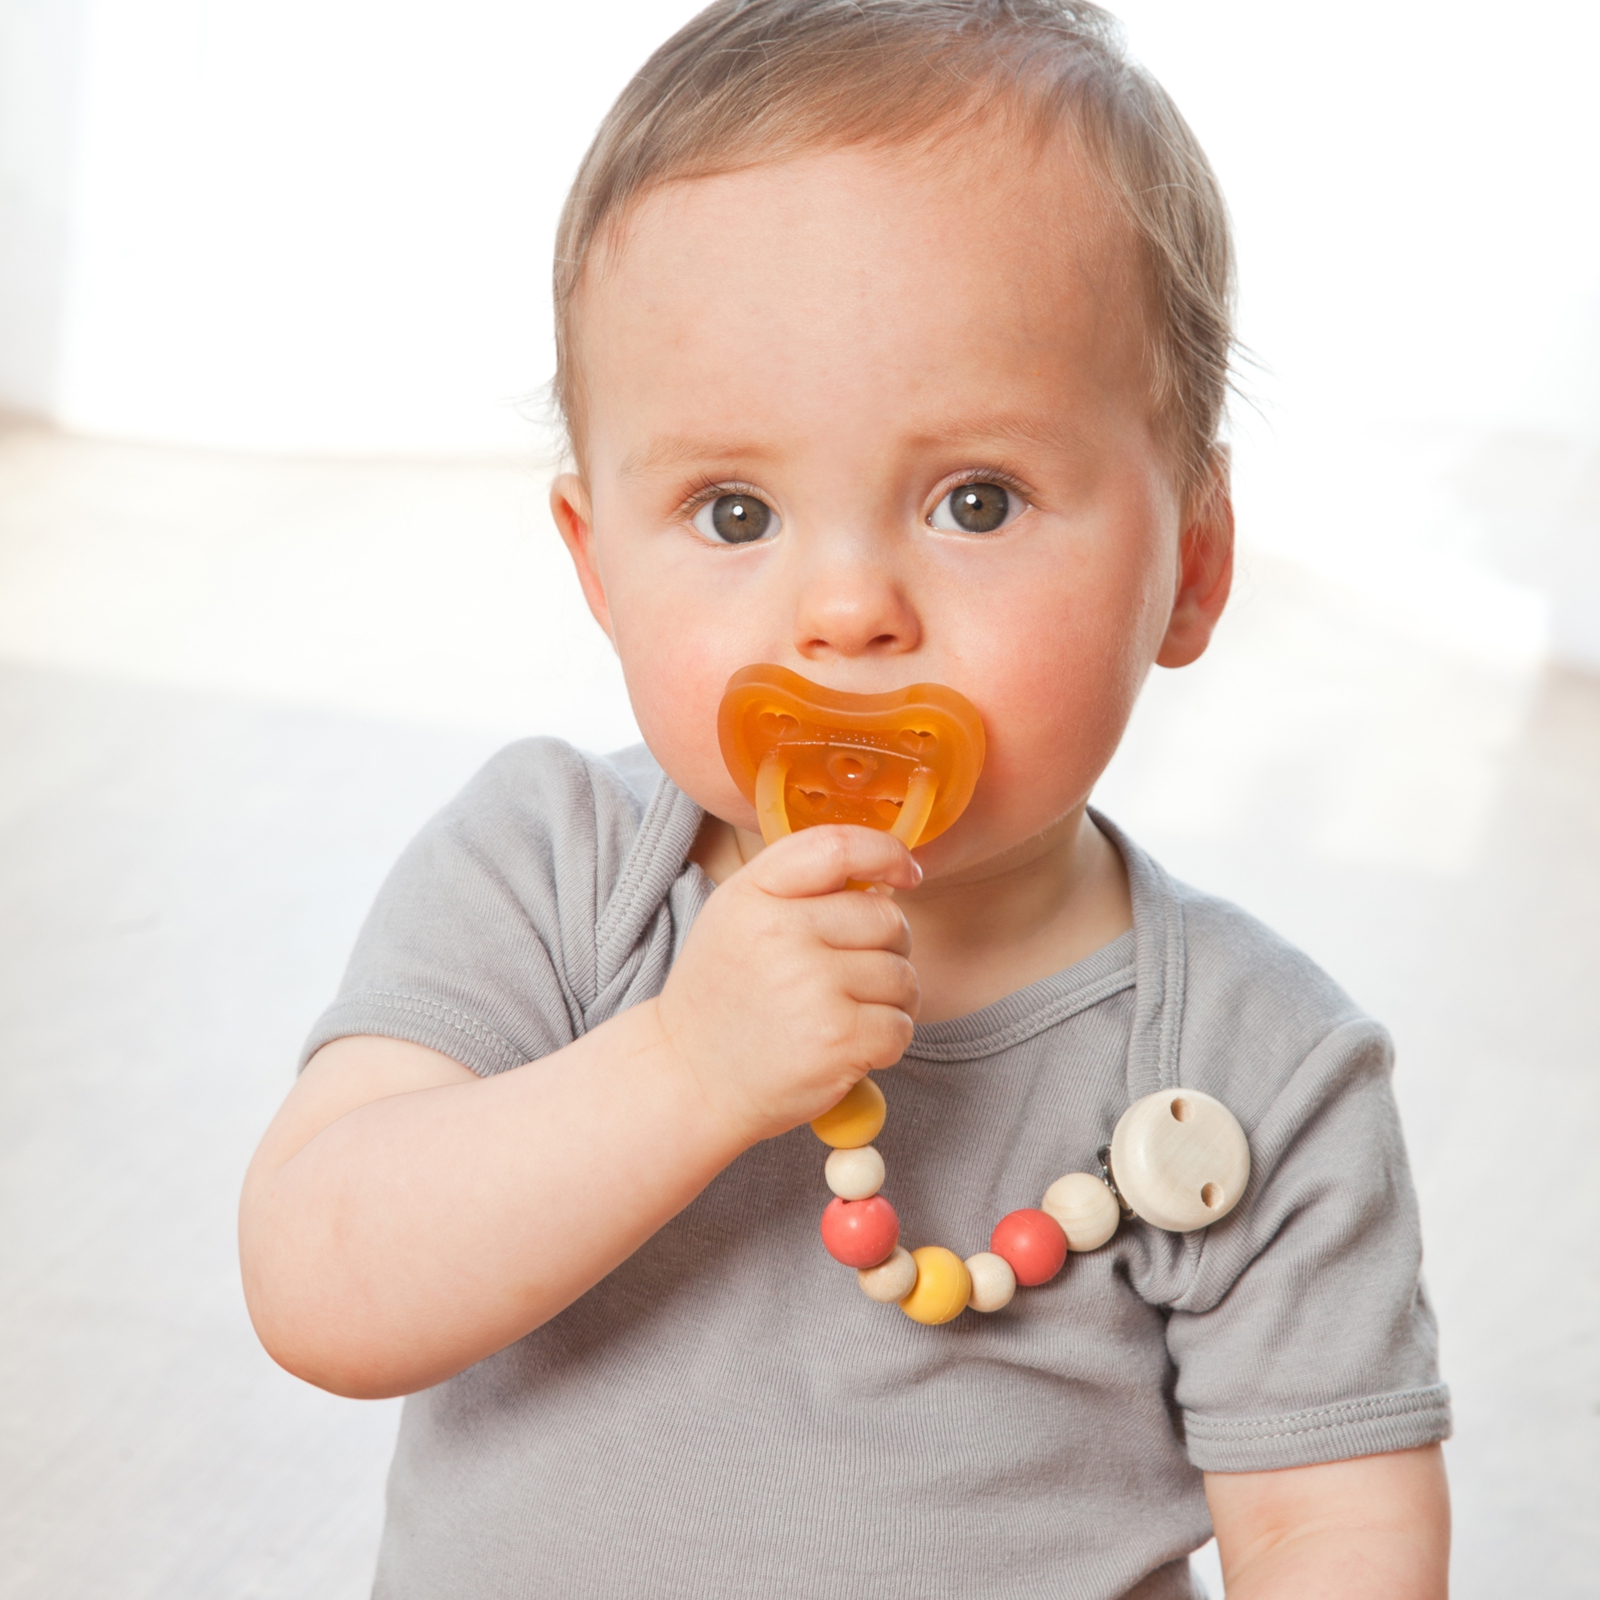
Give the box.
[1201,1183,1222,1209]
[1170,1097,1192,1122]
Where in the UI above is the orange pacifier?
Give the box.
[717,664,986,851]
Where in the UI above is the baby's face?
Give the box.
[555,132,1224,878]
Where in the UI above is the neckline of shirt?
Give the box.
[905,931,1136,1061]
[600,748,1184,1092]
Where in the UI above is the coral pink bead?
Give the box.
[989,1208,1068,1286]
[820,1195,899,1269]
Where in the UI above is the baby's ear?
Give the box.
[1156,449,1234,669]
[550,474,614,641]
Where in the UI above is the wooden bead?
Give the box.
[1110,1088,1250,1233]
[819,1195,899,1268]
[1041,1172,1121,1252]
[810,1077,887,1148]
[989,1208,1068,1286]
[824,1145,885,1200]
[897,1246,971,1324]
[858,1244,918,1303]
[964,1251,1016,1313]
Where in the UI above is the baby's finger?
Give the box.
[847,1001,918,1071]
[804,886,913,956]
[833,949,921,1019]
[746,825,922,900]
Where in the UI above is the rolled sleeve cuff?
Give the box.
[1184,1383,1452,1472]
[299,990,527,1077]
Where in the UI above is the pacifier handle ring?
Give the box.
[755,750,793,841]
[759,751,940,852]
[888,766,938,849]
[720,664,983,856]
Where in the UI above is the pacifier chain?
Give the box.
[809,1075,1250,1323]
[717,665,1251,1324]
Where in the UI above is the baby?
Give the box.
[239,2,1451,1596]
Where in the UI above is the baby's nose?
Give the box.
[790,549,921,660]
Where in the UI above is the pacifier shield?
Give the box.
[718,664,985,849]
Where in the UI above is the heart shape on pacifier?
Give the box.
[718,664,985,849]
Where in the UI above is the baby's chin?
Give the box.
[912,793,1096,883]
[645,740,757,829]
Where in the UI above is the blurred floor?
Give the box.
[0,420,1595,1598]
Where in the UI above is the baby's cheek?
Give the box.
[978,657,1141,830]
[614,626,756,825]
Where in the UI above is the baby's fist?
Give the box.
[655,825,921,1147]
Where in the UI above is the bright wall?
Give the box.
[1,0,1596,662]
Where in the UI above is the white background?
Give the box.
[1,8,1596,1596]
[1,0,1597,663]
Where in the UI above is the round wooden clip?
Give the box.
[1109,1089,1249,1233]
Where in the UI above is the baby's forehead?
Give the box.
[606,127,1130,272]
[584,132,1147,354]
[568,137,1163,497]
[554,6,1232,495]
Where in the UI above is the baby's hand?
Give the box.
[654,826,921,1147]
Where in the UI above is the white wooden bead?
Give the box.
[1041,1171,1121,1251]
[964,1251,1017,1312]
[857,1245,918,1303]
[825,1144,885,1201]
[1110,1089,1250,1233]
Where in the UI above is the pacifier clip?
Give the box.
[717,665,1250,1324]
[809,1077,1250,1323]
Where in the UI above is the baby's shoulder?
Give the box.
[1170,878,1386,1123]
[444,735,651,834]
[431,737,664,885]
[402,737,669,956]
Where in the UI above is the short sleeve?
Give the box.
[299,739,654,1077]
[1161,1019,1451,1471]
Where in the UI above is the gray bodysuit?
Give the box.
[303,739,1449,1600]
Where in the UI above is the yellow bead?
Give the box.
[810,1077,887,1148]
[898,1246,971,1325]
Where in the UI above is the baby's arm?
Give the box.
[1205,1445,1449,1598]
[238,825,920,1400]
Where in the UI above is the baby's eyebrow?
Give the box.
[616,414,1094,484]
[903,411,1093,458]
[618,436,779,482]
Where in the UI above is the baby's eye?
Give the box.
[929,481,1026,535]
[691,492,780,545]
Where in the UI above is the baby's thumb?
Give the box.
[744,824,922,899]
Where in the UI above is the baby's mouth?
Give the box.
[717,664,986,849]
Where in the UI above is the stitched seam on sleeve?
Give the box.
[1156,856,1186,1092]
[349,991,524,1069]
[579,757,603,1011]
[595,771,682,963]
[1184,1385,1450,1442]
[1166,1012,1395,1312]
[594,778,705,1013]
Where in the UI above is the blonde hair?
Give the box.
[554,0,1234,491]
